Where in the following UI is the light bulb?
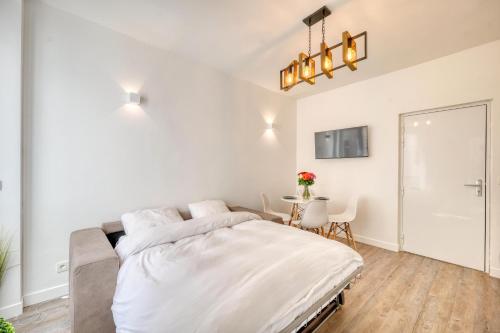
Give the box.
[303,66,310,77]
[347,48,356,62]
[324,58,332,70]
[286,73,293,85]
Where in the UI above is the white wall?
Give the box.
[297,40,500,276]
[0,0,23,318]
[22,0,296,304]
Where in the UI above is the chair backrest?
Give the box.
[300,200,329,229]
[260,192,271,213]
[343,196,359,221]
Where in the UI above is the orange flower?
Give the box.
[297,171,316,185]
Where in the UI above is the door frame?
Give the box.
[398,100,492,272]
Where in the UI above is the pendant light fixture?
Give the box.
[279,6,368,91]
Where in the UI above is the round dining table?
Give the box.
[281,196,330,223]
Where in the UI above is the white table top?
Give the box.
[280,196,330,204]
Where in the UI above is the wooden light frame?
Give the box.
[320,42,333,78]
[280,60,298,91]
[342,31,357,71]
[299,52,315,85]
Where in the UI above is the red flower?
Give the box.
[297,171,316,185]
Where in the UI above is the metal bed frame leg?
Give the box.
[338,291,345,305]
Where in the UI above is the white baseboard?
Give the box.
[23,283,68,306]
[334,233,399,252]
[490,266,500,279]
[0,301,23,319]
[354,234,400,252]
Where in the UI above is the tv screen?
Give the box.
[315,126,368,159]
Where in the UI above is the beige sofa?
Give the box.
[69,207,283,333]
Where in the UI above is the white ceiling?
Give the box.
[41,0,500,98]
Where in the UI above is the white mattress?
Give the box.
[112,212,363,333]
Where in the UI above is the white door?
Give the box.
[401,104,486,271]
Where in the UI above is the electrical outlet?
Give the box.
[56,260,69,273]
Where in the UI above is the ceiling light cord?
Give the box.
[308,19,312,58]
[322,17,325,44]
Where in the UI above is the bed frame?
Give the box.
[69,207,359,333]
[280,267,361,333]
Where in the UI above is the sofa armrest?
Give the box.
[229,206,284,224]
[102,220,124,234]
[69,228,119,333]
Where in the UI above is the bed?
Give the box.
[69,208,363,333]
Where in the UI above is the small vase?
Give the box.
[302,185,311,200]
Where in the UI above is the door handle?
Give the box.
[464,179,482,197]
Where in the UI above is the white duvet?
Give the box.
[113,212,363,333]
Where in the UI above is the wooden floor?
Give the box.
[10,240,500,333]
[10,296,69,333]
[319,240,500,333]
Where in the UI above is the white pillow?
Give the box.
[188,200,229,219]
[121,207,183,235]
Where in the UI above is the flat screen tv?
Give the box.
[315,126,368,159]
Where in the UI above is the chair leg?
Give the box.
[339,223,351,246]
[320,226,325,237]
[346,223,358,250]
[327,223,334,239]
[332,223,338,240]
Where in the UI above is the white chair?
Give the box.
[327,196,358,250]
[260,193,291,224]
[290,200,329,235]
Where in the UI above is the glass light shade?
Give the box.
[299,52,315,85]
[320,42,333,79]
[342,31,357,71]
[346,48,356,62]
[303,65,311,77]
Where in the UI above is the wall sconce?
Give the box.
[266,123,274,131]
[342,31,357,71]
[126,92,141,105]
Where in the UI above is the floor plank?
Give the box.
[412,262,462,332]
[379,257,440,333]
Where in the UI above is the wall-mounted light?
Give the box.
[126,92,141,105]
[266,123,274,131]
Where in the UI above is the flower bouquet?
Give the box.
[297,171,316,200]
